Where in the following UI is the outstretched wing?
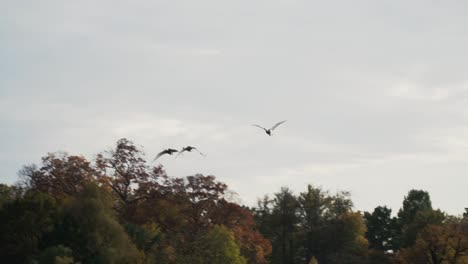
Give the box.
[152,150,167,162]
[193,147,207,157]
[270,120,287,131]
[252,124,267,131]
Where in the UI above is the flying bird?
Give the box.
[153,148,178,161]
[252,120,287,136]
[177,146,206,158]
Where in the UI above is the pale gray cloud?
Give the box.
[1,0,468,215]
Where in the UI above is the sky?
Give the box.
[1,0,468,215]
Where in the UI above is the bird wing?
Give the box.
[270,120,287,131]
[193,147,207,157]
[252,124,267,131]
[152,150,167,162]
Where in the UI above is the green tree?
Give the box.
[400,209,445,249]
[124,222,165,263]
[0,190,58,263]
[298,185,333,262]
[271,187,300,264]
[297,185,357,263]
[364,206,398,251]
[255,185,369,264]
[37,245,74,264]
[254,195,274,237]
[324,212,369,264]
[397,189,434,248]
[59,184,141,263]
[395,189,448,249]
[0,183,22,209]
[398,190,433,224]
[189,225,246,264]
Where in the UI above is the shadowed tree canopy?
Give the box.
[271,187,300,264]
[364,206,398,251]
[0,190,58,263]
[297,185,357,264]
[0,183,23,209]
[36,245,74,264]
[254,185,368,264]
[58,184,141,263]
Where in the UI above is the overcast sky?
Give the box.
[2,0,468,215]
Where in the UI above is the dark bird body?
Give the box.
[153,148,178,161]
[177,146,206,157]
[252,120,287,136]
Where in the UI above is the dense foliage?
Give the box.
[1,138,467,263]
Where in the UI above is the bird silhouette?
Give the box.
[177,146,206,158]
[252,120,287,136]
[153,148,179,161]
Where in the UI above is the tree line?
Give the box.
[0,138,467,263]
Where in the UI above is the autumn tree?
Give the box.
[19,153,95,198]
[114,169,271,263]
[183,174,228,229]
[3,138,275,263]
[399,219,468,264]
[211,201,272,264]
[160,174,271,264]
[402,209,446,249]
[95,138,170,205]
